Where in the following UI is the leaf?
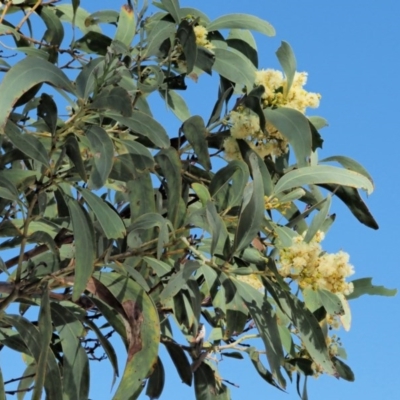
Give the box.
[272,286,337,376]
[276,41,297,96]
[5,121,49,167]
[195,47,215,75]
[346,278,397,300]
[303,288,344,316]
[160,0,181,23]
[155,147,183,227]
[320,184,378,229]
[89,87,132,117]
[75,57,104,100]
[182,115,211,171]
[55,4,102,34]
[332,357,355,382]
[206,200,228,257]
[128,212,172,259]
[110,111,170,148]
[143,256,172,278]
[0,57,75,130]
[207,84,233,126]
[264,107,312,168]
[159,260,201,303]
[162,339,192,386]
[37,5,64,47]
[144,20,176,57]
[320,155,374,184]
[85,125,114,189]
[145,356,165,399]
[64,196,95,301]
[213,48,256,89]
[236,280,286,388]
[79,188,126,239]
[227,29,258,68]
[160,89,191,122]
[274,165,374,196]
[127,172,156,223]
[233,154,265,254]
[115,4,136,47]
[308,116,328,130]
[93,272,160,400]
[74,31,112,55]
[2,315,63,399]
[237,139,274,196]
[303,194,331,243]
[85,318,119,388]
[120,139,155,170]
[193,362,216,400]
[64,134,87,181]
[177,19,197,73]
[50,303,89,400]
[37,93,58,136]
[207,14,275,37]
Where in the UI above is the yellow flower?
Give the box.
[194,25,214,50]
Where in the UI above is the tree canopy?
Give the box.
[0,0,396,399]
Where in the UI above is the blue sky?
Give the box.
[1,1,399,399]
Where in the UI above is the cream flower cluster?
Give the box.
[254,69,321,113]
[278,232,355,296]
[194,25,214,50]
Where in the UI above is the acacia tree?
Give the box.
[0,0,395,399]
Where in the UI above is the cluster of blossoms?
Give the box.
[278,231,355,296]
[254,69,321,112]
[224,69,320,161]
[193,25,214,50]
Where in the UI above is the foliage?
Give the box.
[0,0,395,399]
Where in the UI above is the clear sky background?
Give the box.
[1,1,399,399]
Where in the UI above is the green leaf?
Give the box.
[332,357,355,381]
[37,6,64,47]
[207,14,275,37]
[110,111,170,148]
[272,286,337,376]
[160,0,181,23]
[115,4,136,47]
[146,356,165,399]
[64,134,87,182]
[206,200,228,257]
[55,4,102,34]
[37,93,58,136]
[213,48,256,89]
[79,188,126,239]
[5,121,49,167]
[89,87,133,117]
[320,155,374,184]
[177,19,197,73]
[159,89,191,122]
[0,57,75,130]
[74,31,112,55]
[276,41,296,96]
[17,364,36,400]
[159,260,201,303]
[308,116,328,130]
[155,147,183,227]
[193,362,216,400]
[64,196,95,301]
[274,165,374,196]
[119,139,155,171]
[93,272,160,400]
[182,115,211,171]
[75,57,104,100]
[162,339,192,386]
[85,318,120,388]
[127,172,156,223]
[303,288,344,316]
[144,20,176,58]
[50,303,89,400]
[264,107,311,168]
[303,194,331,243]
[85,125,114,189]
[0,367,5,400]
[128,213,172,259]
[227,29,258,68]
[346,278,397,300]
[2,315,63,399]
[143,257,172,278]
[233,154,265,254]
